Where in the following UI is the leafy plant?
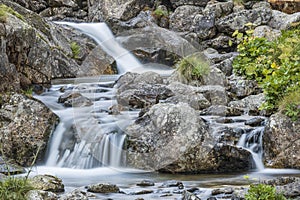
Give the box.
[176,54,210,82]
[233,25,300,114]
[245,184,286,200]
[70,41,80,59]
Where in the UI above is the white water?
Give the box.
[35,80,138,169]
[237,127,265,171]
[56,22,143,74]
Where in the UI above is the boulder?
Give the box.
[198,85,228,106]
[58,91,93,107]
[0,94,57,166]
[228,93,265,115]
[87,183,120,193]
[216,6,272,34]
[228,75,261,98]
[204,1,233,19]
[29,174,64,192]
[169,5,202,32]
[263,112,300,169]
[0,1,82,92]
[126,103,252,173]
[88,0,153,22]
[166,82,210,110]
[25,190,57,200]
[201,35,236,53]
[202,66,227,87]
[253,25,281,41]
[0,157,24,174]
[200,105,243,116]
[182,190,201,200]
[12,0,48,13]
[117,24,198,66]
[268,10,300,30]
[193,11,216,40]
[264,177,300,199]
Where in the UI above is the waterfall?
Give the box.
[55,22,143,74]
[237,127,265,171]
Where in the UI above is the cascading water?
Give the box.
[237,127,265,171]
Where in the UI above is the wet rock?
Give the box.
[207,197,217,200]
[137,180,155,187]
[268,10,300,30]
[216,6,272,34]
[200,105,243,117]
[58,91,93,107]
[117,83,174,109]
[59,189,96,200]
[182,190,201,200]
[228,93,265,115]
[133,190,153,195]
[244,117,265,127]
[229,75,261,98]
[0,94,57,166]
[263,112,300,169]
[161,180,184,188]
[25,190,57,200]
[29,174,64,192]
[213,58,234,76]
[211,187,234,195]
[166,82,211,110]
[87,183,120,193]
[169,5,202,32]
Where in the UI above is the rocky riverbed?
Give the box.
[0,0,300,199]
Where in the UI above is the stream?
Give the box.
[31,22,300,199]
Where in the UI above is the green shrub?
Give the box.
[70,41,80,59]
[233,25,300,114]
[279,89,300,121]
[152,7,168,18]
[176,54,210,82]
[245,184,286,200]
[0,176,33,200]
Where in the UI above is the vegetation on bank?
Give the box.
[245,184,286,200]
[176,54,210,82]
[233,24,300,120]
[0,176,33,200]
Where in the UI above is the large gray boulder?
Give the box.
[0,94,57,166]
[263,112,300,169]
[126,103,252,173]
[268,10,300,30]
[0,1,80,92]
[29,174,64,192]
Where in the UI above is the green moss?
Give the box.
[176,54,210,82]
[279,89,300,121]
[70,41,80,59]
[0,4,24,22]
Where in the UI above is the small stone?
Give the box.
[136,180,155,187]
[245,117,265,127]
[87,183,120,193]
[134,190,153,195]
[211,187,234,195]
